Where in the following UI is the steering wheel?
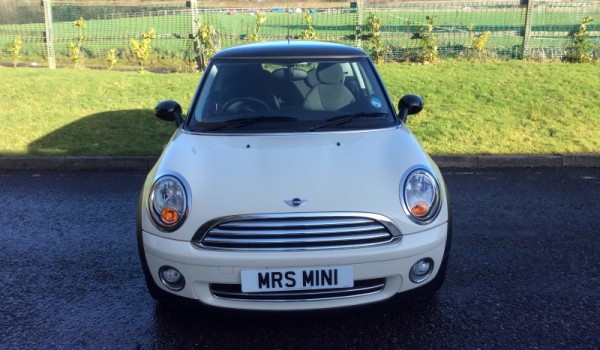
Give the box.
[221,97,271,114]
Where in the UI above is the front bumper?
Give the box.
[141,222,448,310]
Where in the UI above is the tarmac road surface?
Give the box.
[1,169,599,349]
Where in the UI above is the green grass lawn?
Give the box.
[0,60,599,157]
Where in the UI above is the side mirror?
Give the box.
[398,94,424,123]
[155,100,184,127]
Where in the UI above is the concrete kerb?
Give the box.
[432,155,600,168]
[0,155,600,171]
[0,156,158,171]
[433,154,600,168]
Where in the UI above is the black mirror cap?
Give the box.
[155,100,184,126]
[398,94,424,123]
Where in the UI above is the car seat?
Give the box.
[302,63,355,112]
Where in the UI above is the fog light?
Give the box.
[409,258,434,283]
[159,266,185,291]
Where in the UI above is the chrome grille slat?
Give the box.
[203,232,391,245]
[210,278,386,302]
[219,217,373,228]
[193,213,401,251]
[209,223,385,236]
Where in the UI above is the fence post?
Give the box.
[521,0,534,59]
[42,0,56,69]
[190,0,199,35]
[353,0,363,48]
[188,0,201,71]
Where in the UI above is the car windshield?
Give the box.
[187,58,397,133]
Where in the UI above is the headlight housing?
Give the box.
[401,167,441,224]
[148,175,189,231]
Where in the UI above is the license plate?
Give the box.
[241,266,354,293]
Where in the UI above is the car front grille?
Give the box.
[210,278,386,302]
[192,213,402,251]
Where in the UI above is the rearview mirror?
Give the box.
[398,94,424,123]
[155,100,184,127]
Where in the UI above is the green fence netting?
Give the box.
[1,0,598,68]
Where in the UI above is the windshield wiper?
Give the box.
[202,116,298,131]
[308,112,389,132]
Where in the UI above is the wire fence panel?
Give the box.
[363,2,527,59]
[50,1,195,63]
[527,1,600,59]
[0,0,598,68]
[199,8,357,45]
[0,1,47,61]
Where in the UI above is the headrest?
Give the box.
[305,69,319,87]
[272,68,308,81]
[316,63,344,85]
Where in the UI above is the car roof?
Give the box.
[212,40,369,60]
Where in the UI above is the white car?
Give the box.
[137,41,451,310]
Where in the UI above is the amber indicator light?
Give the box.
[411,201,429,218]
[161,207,180,224]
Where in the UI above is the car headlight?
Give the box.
[148,175,189,231]
[401,168,441,224]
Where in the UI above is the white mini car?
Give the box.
[137,41,451,310]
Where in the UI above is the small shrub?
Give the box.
[69,17,86,67]
[418,16,438,64]
[130,28,157,72]
[298,13,318,40]
[106,48,118,70]
[460,31,496,61]
[9,36,22,68]
[365,13,388,65]
[472,31,491,52]
[247,13,267,42]
[195,22,218,71]
[563,17,595,63]
[68,42,81,66]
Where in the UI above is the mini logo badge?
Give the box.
[285,198,307,207]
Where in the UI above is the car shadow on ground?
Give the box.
[27,109,175,156]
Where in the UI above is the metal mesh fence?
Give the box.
[50,2,192,59]
[526,1,600,59]
[365,2,526,59]
[0,0,598,68]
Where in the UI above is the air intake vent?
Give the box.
[210,278,386,301]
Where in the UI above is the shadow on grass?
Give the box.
[28,109,176,156]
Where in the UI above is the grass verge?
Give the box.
[380,61,600,154]
[0,61,599,156]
